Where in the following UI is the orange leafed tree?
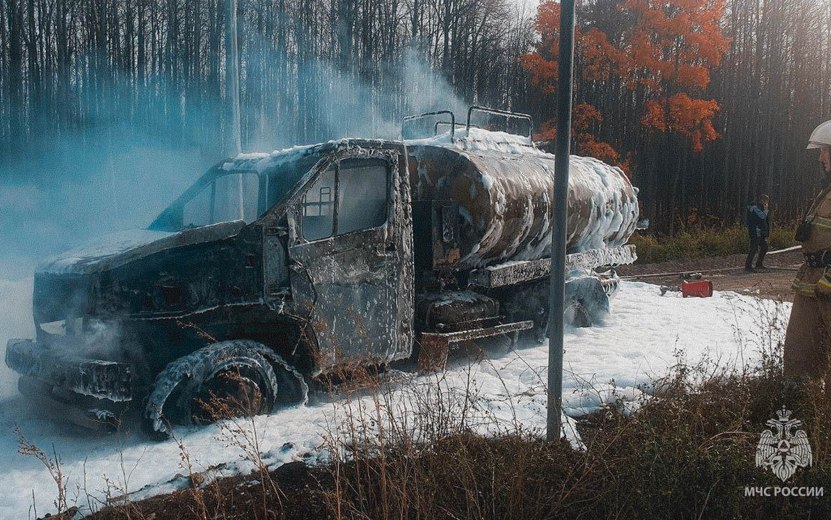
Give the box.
[642,94,720,152]
[521,1,622,167]
[623,0,729,152]
[536,103,622,166]
[523,0,729,158]
[521,0,564,94]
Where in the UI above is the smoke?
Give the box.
[284,49,467,144]
[0,43,467,280]
[238,29,470,150]
[0,134,209,279]
[0,278,34,399]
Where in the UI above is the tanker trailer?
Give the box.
[403,107,639,369]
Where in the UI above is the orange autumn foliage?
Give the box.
[523,0,729,157]
[581,28,628,82]
[521,1,624,167]
[622,0,728,152]
[572,103,621,163]
[535,103,621,165]
[521,0,565,94]
[642,94,720,152]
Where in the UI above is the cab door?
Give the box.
[287,147,413,371]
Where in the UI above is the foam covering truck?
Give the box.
[5,107,640,434]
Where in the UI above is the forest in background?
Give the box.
[1,0,831,235]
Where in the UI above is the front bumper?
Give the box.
[5,339,133,402]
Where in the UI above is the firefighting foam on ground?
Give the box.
[0,107,794,517]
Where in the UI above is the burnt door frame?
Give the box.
[286,146,413,372]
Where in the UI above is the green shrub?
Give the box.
[769,226,796,250]
[630,226,797,264]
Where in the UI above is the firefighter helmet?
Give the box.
[807,120,831,149]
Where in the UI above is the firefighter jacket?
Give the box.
[793,184,831,297]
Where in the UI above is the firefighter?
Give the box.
[784,120,831,378]
[745,194,770,272]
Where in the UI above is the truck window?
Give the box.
[302,165,335,240]
[300,159,388,241]
[337,158,388,234]
[182,172,259,228]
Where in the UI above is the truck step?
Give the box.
[417,320,533,373]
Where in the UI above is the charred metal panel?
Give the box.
[39,222,247,276]
[290,240,394,368]
[29,220,262,335]
[393,143,417,366]
[407,145,639,271]
[99,223,264,320]
[287,141,414,373]
[33,272,92,330]
[6,339,132,401]
[415,291,499,331]
[417,320,533,372]
[262,225,290,297]
[25,218,272,397]
[468,244,637,288]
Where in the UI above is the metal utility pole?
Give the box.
[547,0,576,442]
[225,0,243,219]
[225,0,241,157]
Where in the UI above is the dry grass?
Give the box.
[33,333,831,519]
[630,225,796,264]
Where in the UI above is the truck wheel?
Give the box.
[145,340,308,436]
[565,276,611,327]
[502,281,550,344]
[188,358,277,425]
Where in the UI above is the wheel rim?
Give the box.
[191,370,265,424]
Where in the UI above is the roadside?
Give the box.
[616,250,802,302]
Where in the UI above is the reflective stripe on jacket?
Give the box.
[793,184,831,297]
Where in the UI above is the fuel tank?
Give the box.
[407,130,639,270]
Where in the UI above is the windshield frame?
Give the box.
[148,141,397,233]
[148,149,329,232]
[148,166,266,232]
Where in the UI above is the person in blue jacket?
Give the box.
[745,194,770,272]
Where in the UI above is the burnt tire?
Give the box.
[187,359,278,425]
[145,340,308,437]
[502,281,550,344]
[565,277,611,327]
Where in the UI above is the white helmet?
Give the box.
[807,120,831,149]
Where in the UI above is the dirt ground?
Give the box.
[616,250,803,302]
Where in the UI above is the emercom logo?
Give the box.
[755,406,812,482]
[744,407,823,498]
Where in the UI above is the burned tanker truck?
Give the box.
[5,107,639,434]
